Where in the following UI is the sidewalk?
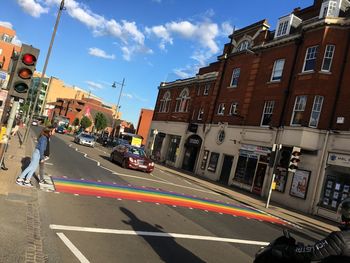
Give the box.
[155,164,339,237]
[0,128,45,263]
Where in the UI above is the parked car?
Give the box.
[31,119,38,126]
[74,133,95,147]
[110,144,154,173]
[56,126,68,134]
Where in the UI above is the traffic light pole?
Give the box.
[22,0,65,145]
[266,143,282,209]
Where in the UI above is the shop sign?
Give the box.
[240,144,271,155]
[186,135,202,147]
[327,153,350,168]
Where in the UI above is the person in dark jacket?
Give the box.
[280,197,350,262]
[39,126,55,184]
[15,127,52,187]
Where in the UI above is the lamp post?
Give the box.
[150,128,158,158]
[111,78,125,138]
[22,0,65,145]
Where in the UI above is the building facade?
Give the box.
[148,0,350,221]
[136,109,154,146]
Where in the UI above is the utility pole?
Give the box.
[112,78,125,138]
[266,143,282,208]
[22,0,65,145]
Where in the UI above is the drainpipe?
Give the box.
[310,27,350,214]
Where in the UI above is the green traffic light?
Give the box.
[14,82,29,93]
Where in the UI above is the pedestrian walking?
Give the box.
[15,126,54,187]
[39,126,55,184]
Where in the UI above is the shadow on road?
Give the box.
[120,207,205,263]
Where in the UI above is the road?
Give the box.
[30,127,317,263]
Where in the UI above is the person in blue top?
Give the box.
[16,126,53,187]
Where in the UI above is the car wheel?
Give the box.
[122,159,128,169]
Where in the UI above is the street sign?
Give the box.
[0,71,6,80]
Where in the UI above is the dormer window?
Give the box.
[320,1,340,18]
[274,14,302,39]
[237,40,250,52]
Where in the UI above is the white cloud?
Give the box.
[221,22,234,36]
[85,81,103,89]
[12,36,22,46]
[0,21,13,29]
[88,47,115,59]
[121,45,153,61]
[123,93,133,99]
[17,0,49,17]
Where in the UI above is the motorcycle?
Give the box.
[254,229,296,263]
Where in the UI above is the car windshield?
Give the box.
[128,146,145,157]
[81,134,94,139]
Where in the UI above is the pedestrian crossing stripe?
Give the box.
[53,177,285,225]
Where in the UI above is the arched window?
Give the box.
[175,89,190,112]
[237,40,250,52]
[159,91,171,112]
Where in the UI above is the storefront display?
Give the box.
[207,152,220,172]
[201,150,209,170]
[290,170,311,199]
[166,135,181,163]
[274,168,287,193]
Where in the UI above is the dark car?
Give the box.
[110,144,154,173]
[56,126,67,134]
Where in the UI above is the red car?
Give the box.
[110,144,154,173]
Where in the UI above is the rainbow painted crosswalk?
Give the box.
[53,177,285,225]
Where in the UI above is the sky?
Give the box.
[1,0,313,125]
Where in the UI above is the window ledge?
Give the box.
[298,71,315,76]
[228,86,237,89]
[318,70,332,75]
[266,80,281,85]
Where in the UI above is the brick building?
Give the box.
[136,108,154,145]
[148,0,350,221]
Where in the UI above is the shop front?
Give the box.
[232,144,271,194]
[165,135,181,166]
[182,134,202,172]
[318,152,350,217]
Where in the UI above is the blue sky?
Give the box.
[1,0,313,125]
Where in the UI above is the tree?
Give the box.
[80,116,92,129]
[73,117,80,126]
[94,112,108,132]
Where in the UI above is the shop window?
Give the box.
[234,152,258,185]
[207,152,220,172]
[321,173,350,211]
[201,150,210,170]
[271,59,285,82]
[230,68,240,87]
[261,100,275,127]
[321,45,335,72]
[309,96,324,128]
[166,135,181,163]
[291,96,307,126]
[302,46,318,72]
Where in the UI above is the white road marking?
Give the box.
[45,162,54,166]
[112,172,218,196]
[56,233,90,263]
[51,225,269,246]
[150,173,171,183]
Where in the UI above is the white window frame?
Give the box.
[291,96,307,126]
[270,59,285,82]
[274,15,293,38]
[203,84,210,95]
[217,103,225,115]
[229,102,238,115]
[309,96,324,128]
[321,45,335,72]
[230,68,240,87]
[302,46,318,72]
[197,107,204,120]
[319,1,340,18]
[260,101,275,127]
[237,40,250,52]
[159,91,171,113]
[175,89,190,113]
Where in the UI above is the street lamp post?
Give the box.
[150,128,158,158]
[22,0,65,145]
[111,78,125,138]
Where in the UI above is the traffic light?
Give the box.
[278,149,291,168]
[7,44,40,100]
[288,146,301,173]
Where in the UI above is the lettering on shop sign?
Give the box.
[327,153,350,168]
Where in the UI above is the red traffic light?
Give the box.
[18,68,33,79]
[22,53,37,66]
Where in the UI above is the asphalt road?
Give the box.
[31,128,317,263]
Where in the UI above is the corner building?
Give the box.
[149,0,350,221]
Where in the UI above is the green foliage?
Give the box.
[94,112,108,131]
[80,116,92,129]
[44,119,51,126]
[73,117,80,126]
